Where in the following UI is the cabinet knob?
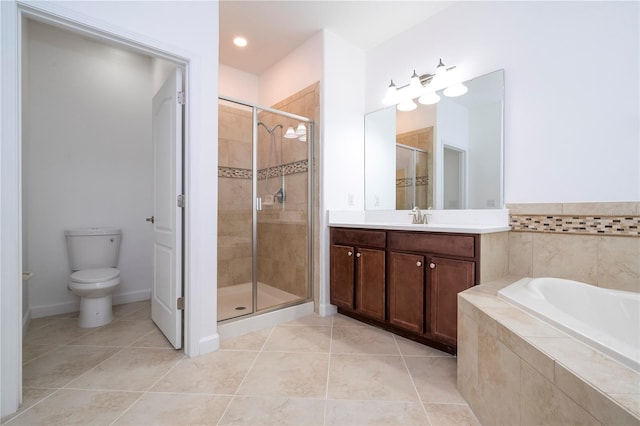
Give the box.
[429,262,436,269]
[347,251,353,257]
[356,252,361,258]
[416,261,422,267]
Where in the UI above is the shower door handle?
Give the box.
[256,197,262,211]
[145,216,155,224]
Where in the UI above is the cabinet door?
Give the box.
[388,251,425,333]
[428,256,475,345]
[355,248,386,321]
[330,244,355,310]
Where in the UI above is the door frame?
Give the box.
[1,2,195,417]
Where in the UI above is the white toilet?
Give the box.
[65,227,122,328]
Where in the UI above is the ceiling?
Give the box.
[219,1,453,75]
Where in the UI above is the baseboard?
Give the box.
[198,333,221,356]
[319,303,338,317]
[30,289,151,319]
[30,300,80,319]
[112,289,151,305]
[217,301,314,341]
[22,309,31,335]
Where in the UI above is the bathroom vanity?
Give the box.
[329,219,509,355]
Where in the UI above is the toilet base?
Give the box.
[78,295,114,328]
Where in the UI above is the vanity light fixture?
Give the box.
[295,123,306,136]
[284,126,297,138]
[382,59,468,110]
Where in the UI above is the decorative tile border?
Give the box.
[396,175,428,187]
[219,159,308,180]
[510,214,640,237]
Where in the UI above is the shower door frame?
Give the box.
[218,96,314,321]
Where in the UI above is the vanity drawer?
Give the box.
[388,231,475,258]
[331,228,386,249]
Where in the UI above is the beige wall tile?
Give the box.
[507,203,563,215]
[562,201,639,216]
[480,231,509,283]
[475,327,521,424]
[597,236,640,292]
[457,311,479,404]
[520,361,600,425]
[508,231,533,277]
[532,234,598,284]
[496,323,555,381]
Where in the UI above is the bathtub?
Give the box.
[498,277,640,372]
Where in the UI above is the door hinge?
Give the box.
[177,194,185,208]
[177,91,185,105]
[177,297,185,310]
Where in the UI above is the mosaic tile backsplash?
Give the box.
[510,214,640,237]
[219,160,308,180]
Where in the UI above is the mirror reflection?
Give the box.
[365,69,504,210]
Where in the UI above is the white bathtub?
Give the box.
[498,277,640,372]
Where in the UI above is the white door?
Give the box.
[151,68,183,349]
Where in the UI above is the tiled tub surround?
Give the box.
[458,276,640,425]
[507,202,640,293]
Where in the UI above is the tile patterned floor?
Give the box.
[5,301,480,425]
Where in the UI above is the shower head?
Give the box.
[258,122,284,135]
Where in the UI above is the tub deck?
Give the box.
[457,275,640,425]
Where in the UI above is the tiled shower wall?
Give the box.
[218,83,319,299]
[395,127,433,210]
[507,202,640,293]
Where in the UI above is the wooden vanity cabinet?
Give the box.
[330,228,386,321]
[330,227,479,354]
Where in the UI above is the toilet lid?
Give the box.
[71,267,120,283]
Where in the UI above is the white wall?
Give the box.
[219,64,259,103]
[259,32,323,107]
[436,97,468,209]
[23,20,154,317]
[366,1,640,204]
[468,101,502,208]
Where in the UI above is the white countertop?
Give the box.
[328,209,511,234]
[329,222,511,234]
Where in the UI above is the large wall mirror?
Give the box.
[365,69,504,210]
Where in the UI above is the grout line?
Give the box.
[215,325,277,426]
[394,334,434,426]
[1,388,62,425]
[323,315,335,426]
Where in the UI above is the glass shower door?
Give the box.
[217,100,255,321]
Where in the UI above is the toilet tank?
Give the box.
[65,227,122,271]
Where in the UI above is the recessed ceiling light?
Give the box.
[233,37,248,47]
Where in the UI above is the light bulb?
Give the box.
[397,99,417,111]
[418,91,440,105]
[430,58,448,91]
[295,123,306,136]
[298,134,307,142]
[284,126,297,139]
[382,80,399,105]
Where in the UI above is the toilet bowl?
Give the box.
[69,267,121,328]
[65,228,122,328]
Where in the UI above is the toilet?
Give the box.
[65,227,122,328]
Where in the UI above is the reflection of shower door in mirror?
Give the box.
[217,98,312,322]
[443,146,466,209]
[396,144,429,210]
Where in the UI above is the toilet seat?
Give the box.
[71,267,120,283]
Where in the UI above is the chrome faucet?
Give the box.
[409,206,431,224]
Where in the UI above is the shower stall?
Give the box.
[217,96,314,322]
